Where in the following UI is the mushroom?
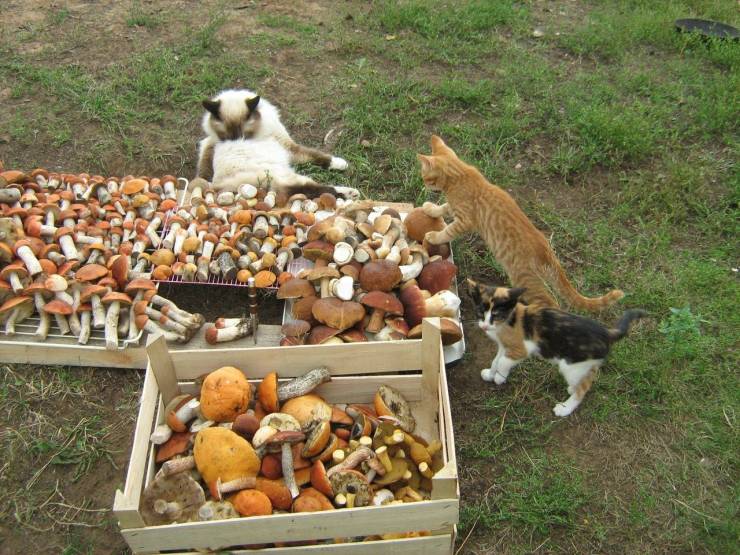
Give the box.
[310,460,334,497]
[330,275,355,301]
[24,280,52,340]
[280,394,332,428]
[278,367,332,403]
[360,291,404,334]
[329,470,371,508]
[198,366,251,422]
[0,295,33,335]
[1,262,29,293]
[231,489,272,517]
[101,291,132,350]
[307,264,340,298]
[311,298,366,331]
[76,303,93,344]
[193,426,260,484]
[408,317,463,345]
[359,260,402,293]
[400,285,460,327]
[79,284,108,329]
[302,240,334,269]
[155,432,193,463]
[292,487,334,513]
[280,320,311,346]
[374,385,416,433]
[399,246,428,282]
[417,258,457,294]
[205,319,253,344]
[306,325,342,345]
[124,278,157,340]
[257,413,304,499]
[13,239,43,276]
[140,472,205,526]
[198,500,240,521]
[43,298,74,336]
[403,207,445,243]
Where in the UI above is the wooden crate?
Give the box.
[113,318,459,554]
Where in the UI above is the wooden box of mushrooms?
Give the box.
[114,318,458,554]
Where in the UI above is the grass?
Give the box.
[0,0,738,553]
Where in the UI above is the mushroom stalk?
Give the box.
[277,367,332,402]
[91,294,106,329]
[7,272,25,293]
[16,244,43,276]
[78,310,91,344]
[32,293,51,341]
[205,319,252,344]
[52,313,70,336]
[327,447,375,478]
[135,315,188,343]
[58,234,79,260]
[160,456,196,477]
[104,301,121,350]
[282,443,300,499]
[5,305,33,335]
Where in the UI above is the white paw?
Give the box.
[567,385,575,395]
[553,403,573,417]
[422,201,439,217]
[334,186,360,200]
[330,157,348,171]
[493,371,507,385]
[481,368,496,382]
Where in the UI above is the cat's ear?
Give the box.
[246,95,261,112]
[202,99,221,119]
[417,154,434,173]
[509,287,527,301]
[467,278,481,299]
[430,135,447,154]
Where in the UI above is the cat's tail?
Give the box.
[547,256,625,312]
[608,309,648,342]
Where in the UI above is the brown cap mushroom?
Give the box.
[292,487,334,513]
[374,385,416,433]
[258,372,280,414]
[199,366,251,422]
[140,472,205,526]
[359,260,402,292]
[230,489,272,517]
[302,241,334,268]
[404,207,445,242]
[306,325,342,345]
[417,259,457,295]
[276,278,316,300]
[193,426,260,484]
[311,297,365,331]
[360,291,403,334]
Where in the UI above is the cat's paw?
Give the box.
[330,157,349,171]
[422,201,441,217]
[424,230,443,245]
[553,403,573,417]
[334,186,360,200]
[480,368,496,382]
[493,371,508,385]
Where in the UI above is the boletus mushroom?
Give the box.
[199,366,251,422]
[140,472,205,526]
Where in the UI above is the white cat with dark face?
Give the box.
[470,279,646,416]
[195,89,357,199]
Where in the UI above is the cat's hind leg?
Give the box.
[284,139,348,171]
[553,360,599,417]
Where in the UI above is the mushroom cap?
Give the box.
[43,298,73,315]
[281,320,311,338]
[311,297,366,331]
[374,385,416,433]
[121,178,147,196]
[359,260,402,292]
[101,291,133,306]
[292,296,318,323]
[302,420,331,458]
[233,411,261,441]
[155,432,193,463]
[125,278,157,294]
[338,327,368,343]
[281,394,332,428]
[404,207,445,242]
[44,273,68,293]
[276,278,316,300]
[198,500,240,521]
[265,430,306,450]
[292,487,334,513]
[0,295,32,313]
[254,270,277,288]
[79,284,108,303]
[260,412,302,432]
[302,241,334,262]
[24,280,51,298]
[399,284,426,327]
[0,262,29,280]
[75,264,109,283]
[193,426,260,484]
[329,470,371,507]
[258,372,279,414]
[199,366,252,422]
[231,489,272,517]
[306,325,341,345]
[310,460,334,497]
[108,254,130,289]
[437,317,463,345]
[360,291,403,315]
[140,472,205,526]
[307,265,340,283]
[255,477,292,511]
[150,249,176,267]
[417,259,457,295]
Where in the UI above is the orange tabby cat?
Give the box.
[418,135,624,311]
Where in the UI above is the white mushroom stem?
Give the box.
[376,225,400,259]
[104,301,122,350]
[118,309,129,338]
[160,455,195,477]
[327,447,374,478]
[277,367,332,401]
[238,183,257,199]
[91,294,106,329]
[16,244,42,275]
[128,292,145,340]
[5,304,33,335]
[400,252,424,281]
[137,316,187,343]
[334,493,347,507]
[212,476,257,501]
[54,290,74,305]
[215,317,243,329]
[68,307,81,337]
[58,234,79,260]
[173,229,187,255]
[205,320,252,344]
[52,313,70,336]
[78,311,91,344]
[281,443,300,499]
[150,424,173,445]
[201,239,216,261]
[149,295,201,326]
[163,222,182,250]
[385,245,402,265]
[32,293,51,340]
[153,500,182,518]
[372,489,395,506]
[7,272,25,293]
[164,179,177,199]
[253,216,268,239]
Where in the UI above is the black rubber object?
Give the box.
[675,18,739,41]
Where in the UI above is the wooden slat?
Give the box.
[421,318,442,405]
[0,338,147,368]
[167,340,423,379]
[146,335,180,406]
[122,499,458,553]
[113,366,159,529]
[159,534,452,555]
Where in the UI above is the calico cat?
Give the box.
[469,279,646,416]
[196,89,359,198]
[418,135,624,311]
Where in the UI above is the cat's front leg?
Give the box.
[482,354,521,385]
[422,202,450,219]
[425,218,468,244]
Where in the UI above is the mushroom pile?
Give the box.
[0,168,204,347]
[276,202,464,345]
[166,178,358,287]
[145,365,442,537]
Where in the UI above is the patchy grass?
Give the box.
[1,0,738,553]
